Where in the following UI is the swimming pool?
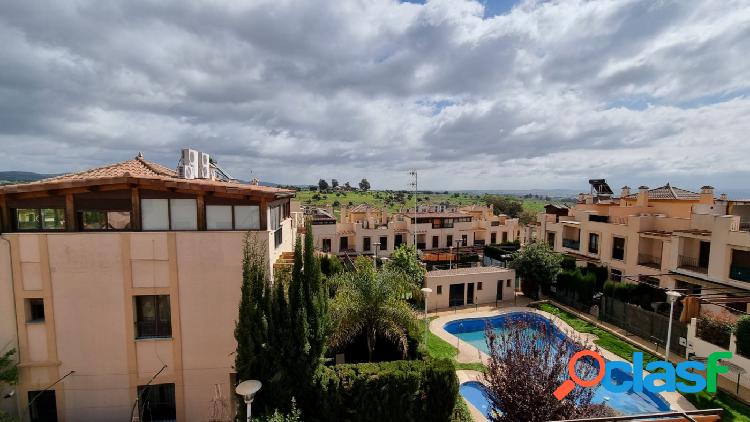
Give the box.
[446,312,671,415]
[459,381,494,420]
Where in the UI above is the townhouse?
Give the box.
[537,180,750,312]
[0,151,295,421]
[308,203,518,257]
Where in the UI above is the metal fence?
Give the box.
[600,296,687,356]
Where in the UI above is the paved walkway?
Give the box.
[429,303,696,415]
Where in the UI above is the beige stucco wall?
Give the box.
[1,221,292,422]
[0,238,19,418]
[424,268,515,311]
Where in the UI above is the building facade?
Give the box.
[309,203,519,257]
[537,181,750,312]
[423,266,516,311]
[0,154,294,421]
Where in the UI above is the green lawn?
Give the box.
[537,303,750,422]
[421,319,486,373]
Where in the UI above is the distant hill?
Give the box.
[0,171,58,184]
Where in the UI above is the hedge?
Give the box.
[314,359,459,422]
[555,269,596,307]
[735,315,750,357]
[697,313,735,349]
[602,280,666,311]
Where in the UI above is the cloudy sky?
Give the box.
[2,0,750,191]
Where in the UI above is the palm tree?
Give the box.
[328,257,417,362]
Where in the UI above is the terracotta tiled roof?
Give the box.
[348,204,381,213]
[35,155,177,183]
[0,154,293,197]
[625,183,700,201]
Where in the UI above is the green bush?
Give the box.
[560,255,576,271]
[735,315,750,357]
[581,265,608,292]
[314,359,459,422]
[697,313,736,349]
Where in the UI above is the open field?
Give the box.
[294,189,553,215]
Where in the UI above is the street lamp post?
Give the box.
[235,380,262,422]
[664,290,682,362]
[421,287,432,345]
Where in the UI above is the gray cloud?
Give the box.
[0,0,749,192]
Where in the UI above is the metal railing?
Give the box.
[637,253,662,269]
[562,238,580,250]
[678,255,708,273]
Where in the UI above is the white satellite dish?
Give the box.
[235,380,262,400]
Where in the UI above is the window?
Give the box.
[15,208,65,231]
[478,282,483,290]
[206,205,260,230]
[142,199,169,230]
[432,235,439,249]
[363,237,371,252]
[28,390,57,422]
[436,285,442,295]
[379,236,388,250]
[588,233,600,254]
[235,205,260,230]
[547,232,555,246]
[502,232,508,243]
[610,269,622,282]
[612,237,625,261]
[447,235,453,247]
[170,199,197,230]
[80,210,131,230]
[26,298,45,323]
[141,199,197,230]
[490,232,497,245]
[461,234,468,246]
[443,218,454,228]
[206,205,232,230]
[322,238,331,252]
[137,383,176,422]
[340,237,349,251]
[135,295,171,339]
[506,279,511,288]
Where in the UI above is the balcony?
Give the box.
[562,238,580,250]
[678,255,708,274]
[638,253,662,269]
[730,265,750,282]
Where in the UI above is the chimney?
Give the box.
[341,205,348,221]
[700,186,715,205]
[620,186,631,198]
[637,186,649,207]
[720,193,728,201]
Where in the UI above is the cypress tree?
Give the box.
[234,234,272,417]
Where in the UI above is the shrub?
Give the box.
[314,359,458,422]
[560,255,576,271]
[581,265,608,292]
[697,312,737,349]
[735,315,750,357]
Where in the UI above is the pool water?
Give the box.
[446,312,671,415]
[459,381,494,420]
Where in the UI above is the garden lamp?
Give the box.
[235,380,262,422]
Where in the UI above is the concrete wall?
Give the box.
[424,268,515,311]
[0,222,292,422]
